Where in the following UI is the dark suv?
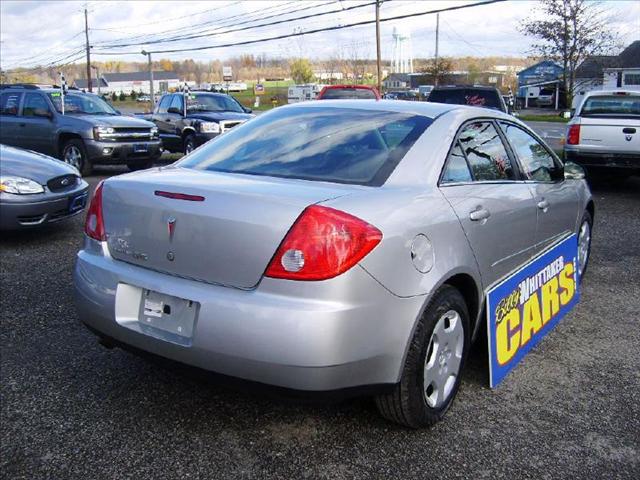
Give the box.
[151,91,254,154]
[427,85,509,113]
[0,84,161,175]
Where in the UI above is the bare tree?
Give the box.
[520,0,618,106]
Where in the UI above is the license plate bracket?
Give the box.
[137,290,198,339]
[133,143,148,153]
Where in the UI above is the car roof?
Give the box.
[322,85,377,90]
[582,89,640,98]
[277,99,509,119]
[431,85,500,91]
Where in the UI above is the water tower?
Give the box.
[391,27,413,73]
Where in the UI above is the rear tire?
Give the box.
[375,285,470,428]
[62,139,92,176]
[577,210,593,281]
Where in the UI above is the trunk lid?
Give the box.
[578,116,640,151]
[102,167,354,289]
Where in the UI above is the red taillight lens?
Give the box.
[265,205,382,281]
[84,181,105,241]
[567,124,581,145]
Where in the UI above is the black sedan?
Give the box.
[0,144,89,230]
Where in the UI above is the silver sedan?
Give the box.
[74,100,593,427]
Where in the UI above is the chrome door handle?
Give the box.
[469,208,491,221]
[537,199,550,210]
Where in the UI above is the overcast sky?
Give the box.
[1,0,638,70]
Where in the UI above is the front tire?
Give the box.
[62,139,92,176]
[375,285,470,428]
[183,134,196,155]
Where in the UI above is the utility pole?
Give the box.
[84,7,92,92]
[434,13,440,87]
[375,0,382,94]
[142,50,154,110]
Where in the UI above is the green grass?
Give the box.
[518,114,569,123]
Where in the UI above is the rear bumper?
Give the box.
[0,183,89,230]
[73,240,425,391]
[564,148,640,171]
[85,139,163,164]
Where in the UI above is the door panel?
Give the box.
[499,121,580,252]
[528,182,579,251]
[18,93,56,155]
[0,92,23,148]
[441,183,538,287]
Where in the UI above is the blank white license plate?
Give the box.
[137,290,198,339]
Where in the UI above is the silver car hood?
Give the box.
[102,167,355,289]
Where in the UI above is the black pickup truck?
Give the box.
[151,92,254,154]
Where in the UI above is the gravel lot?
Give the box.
[1,170,639,479]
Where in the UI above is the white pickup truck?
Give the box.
[564,90,640,178]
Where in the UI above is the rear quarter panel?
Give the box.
[323,188,483,300]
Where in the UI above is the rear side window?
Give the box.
[179,107,432,186]
[458,122,515,181]
[0,92,22,116]
[500,123,562,182]
[320,88,377,100]
[22,93,50,117]
[441,143,472,183]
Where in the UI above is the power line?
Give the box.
[93,0,505,56]
[94,0,339,49]
[91,0,304,48]
[91,0,243,31]
[97,0,371,49]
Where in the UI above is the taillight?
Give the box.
[265,205,382,281]
[567,124,581,145]
[84,181,105,241]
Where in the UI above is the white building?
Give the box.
[73,71,181,95]
[573,41,640,109]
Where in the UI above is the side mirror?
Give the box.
[167,107,182,115]
[115,109,122,115]
[244,107,252,114]
[564,161,586,180]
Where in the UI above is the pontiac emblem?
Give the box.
[167,216,176,240]
[625,134,632,142]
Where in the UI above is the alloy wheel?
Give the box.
[64,145,83,170]
[578,220,591,277]
[423,309,465,409]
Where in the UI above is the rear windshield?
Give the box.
[580,95,640,117]
[320,88,378,100]
[178,107,431,186]
[428,89,503,111]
